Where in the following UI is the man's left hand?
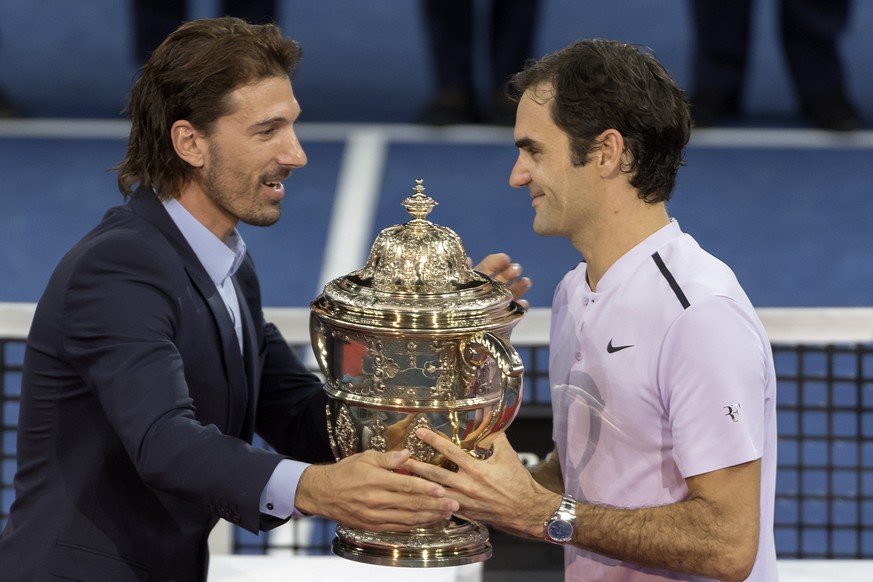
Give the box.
[473,253,532,309]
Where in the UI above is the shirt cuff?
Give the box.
[259,459,310,519]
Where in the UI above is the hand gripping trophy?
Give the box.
[310,180,526,567]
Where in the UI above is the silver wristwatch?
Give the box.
[544,494,576,544]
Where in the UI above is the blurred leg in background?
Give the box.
[781,0,861,130]
[132,0,277,62]
[689,0,752,127]
[0,32,18,118]
[419,0,539,126]
[488,0,540,125]
[0,86,16,118]
[689,0,862,130]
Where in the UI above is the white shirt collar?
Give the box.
[592,219,683,293]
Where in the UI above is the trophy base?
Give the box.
[332,515,492,567]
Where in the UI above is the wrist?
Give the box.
[294,464,323,517]
[544,494,577,544]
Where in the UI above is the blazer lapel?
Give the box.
[234,277,261,440]
[185,269,249,436]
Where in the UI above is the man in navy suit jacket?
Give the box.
[0,17,530,580]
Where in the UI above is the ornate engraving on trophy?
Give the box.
[335,404,359,459]
[405,415,437,463]
[325,405,339,461]
[367,419,388,453]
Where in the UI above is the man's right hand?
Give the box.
[294,449,459,531]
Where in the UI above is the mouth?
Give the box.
[261,172,290,198]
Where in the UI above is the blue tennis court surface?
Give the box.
[2,125,872,309]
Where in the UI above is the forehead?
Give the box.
[515,84,568,145]
[222,76,299,124]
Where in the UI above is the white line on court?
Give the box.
[315,127,388,293]
[0,119,132,139]
[3,119,873,149]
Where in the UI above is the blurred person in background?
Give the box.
[689,0,863,131]
[132,0,277,61]
[0,32,18,117]
[0,85,15,118]
[419,0,540,126]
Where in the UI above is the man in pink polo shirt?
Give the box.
[406,38,777,581]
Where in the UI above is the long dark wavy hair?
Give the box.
[508,39,691,203]
[115,17,302,200]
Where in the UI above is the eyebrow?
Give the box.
[250,113,299,131]
[515,137,541,151]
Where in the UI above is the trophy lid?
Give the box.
[311,180,524,333]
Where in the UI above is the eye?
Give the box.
[523,147,540,159]
[259,127,277,137]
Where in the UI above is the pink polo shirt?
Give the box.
[549,220,777,581]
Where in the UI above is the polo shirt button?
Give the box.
[575,352,582,360]
[266,503,274,511]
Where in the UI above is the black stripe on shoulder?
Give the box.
[652,252,690,309]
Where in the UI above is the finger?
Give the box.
[358,479,462,520]
[491,262,523,283]
[472,253,510,276]
[507,276,532,301]
[370,458,456,500]
[358,483,460,513]
[356,449,419,476]
[401,456,460,487]
[414,428,475,468]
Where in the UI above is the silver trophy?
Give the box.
[310,180,526,567]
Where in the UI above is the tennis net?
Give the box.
[2,303,871,558]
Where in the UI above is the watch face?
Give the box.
[547,519,573,543]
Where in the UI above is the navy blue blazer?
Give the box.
[0,187,332,581]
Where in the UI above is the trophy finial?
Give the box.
[402,179,438,222]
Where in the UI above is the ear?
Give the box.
[171,120,206,169]
[593,129,624,178]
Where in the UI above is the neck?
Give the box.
[578,198,669,292]
[177,183,236,242]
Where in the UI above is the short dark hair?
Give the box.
[508,39,691,203]
[116,17,302,199]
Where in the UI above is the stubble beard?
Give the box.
[204,148,282,228]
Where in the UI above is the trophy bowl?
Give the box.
[309,180,525,567]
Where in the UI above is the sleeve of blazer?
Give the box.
[61,229,282,533]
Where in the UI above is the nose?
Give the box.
[278,128,307,169]
[508,155,530,188]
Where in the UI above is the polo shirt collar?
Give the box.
[593,219,683,293]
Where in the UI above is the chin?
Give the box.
[243,210,282,227]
